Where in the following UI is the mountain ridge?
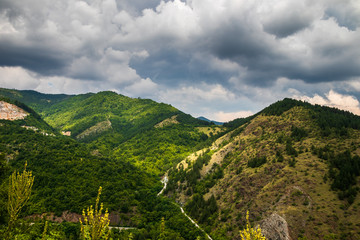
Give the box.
[166,101,360,239]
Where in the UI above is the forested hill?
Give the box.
[0,97,208,239]
[0,88,222,174]
[0,89,211,146]
[166,98,360,240]
[0,88,72,112]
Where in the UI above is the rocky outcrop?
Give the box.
[76,120,112,139]
[154,115,179,128]
[0,101,28,120]
[260,213,292,240]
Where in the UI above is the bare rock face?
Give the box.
[0,101,28,120]
[260,213,292,240]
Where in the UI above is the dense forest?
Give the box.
[0,91,213,239]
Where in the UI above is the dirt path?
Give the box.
[158,175,213,240]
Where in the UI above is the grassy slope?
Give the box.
[168,103,360,240]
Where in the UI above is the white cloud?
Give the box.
[123,78,158,98]
[0,67,39,90]
[1,0,360,119]
[296,90,360,115]
[113,0,200,48]
[346,79,360,92]
[210,110,254,122]
[159,83,236,105]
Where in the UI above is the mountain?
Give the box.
[166,98,360,240]
[3,88,360,239]
[0,89,221,174]
[198,116,224,125]
[0,98,207,239]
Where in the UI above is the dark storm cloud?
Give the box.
[203,9,360,86]
[131,48,234,87]
[211,24,269,60]
[1,0,360,120]
[0,41,69,76]
[324,1,360,31]
[114,0,162,15]
[263,17,311,38]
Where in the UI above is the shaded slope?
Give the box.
[0,121,157,216]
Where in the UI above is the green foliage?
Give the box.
[314,147,360,204]
[247,156,267,168]
[291,126,308,141]
[6,163,34,240]
[0,88,71,113]
[166,150,225,196]
[223,115,255,129]
[261,98,360,136]
[288,157,296,167]
[0,97,55,134]
[285,141,298,157]
[0,120,208,239]
[80,187,110,240]
[185,194,218,225]
[0,122,158,214]
[114,125,214,174]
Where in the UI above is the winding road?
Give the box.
[158,174,213,240]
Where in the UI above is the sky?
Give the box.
[1,0,360,122]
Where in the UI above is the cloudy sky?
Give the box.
[1,0,360,121]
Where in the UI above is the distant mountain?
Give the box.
[197,116,224,125]
[166,98,360,240]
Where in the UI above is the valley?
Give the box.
[0,88,360,239]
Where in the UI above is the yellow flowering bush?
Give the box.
[239,211,267,240]
[7,162,34,240]
[80,186,110,240]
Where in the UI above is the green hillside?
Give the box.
[166,99,360,240]
[0,88,219,174]
[3,88,360,239]
[0,100,208,239]
[0,88,72,113]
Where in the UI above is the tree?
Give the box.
[239,211,267,240]
[80,186,110,240]
[6,162,34,240]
